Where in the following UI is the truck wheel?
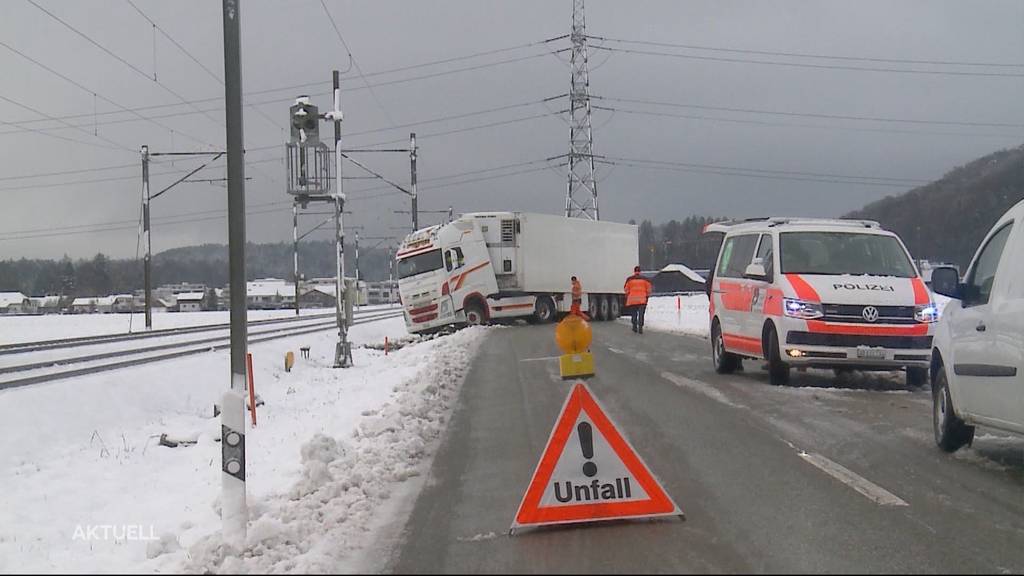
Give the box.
[933,368,974,452]
[534,296,556,324]
[906,367,928,389]
[766,325,790,386]
[711,320,740,374]
[609,296,621,319]
[464,302,487,326]
[596,295,610,321]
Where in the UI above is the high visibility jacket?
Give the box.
[624,274,652,307]
[571,280,583,301]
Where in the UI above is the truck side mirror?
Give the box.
[743,262,767,281]
[930,266,960,299]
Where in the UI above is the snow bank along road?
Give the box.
[0,308,402,390]
[383,317,1024,573]
[0,311,489,573]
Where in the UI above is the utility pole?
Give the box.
[220,0,247,549]
[333,69,352,368]
[565,0,599,220]
[410,133,418,232]
[141,145,152,329]
[292,203,299,315]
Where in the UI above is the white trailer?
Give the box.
[396,212,639,333]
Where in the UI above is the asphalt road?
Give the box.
[382,320,1024,573]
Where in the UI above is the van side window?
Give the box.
[965,222,1013,306]
[454,247,465,268]
[756,234,774,281]
[717,234,759,279]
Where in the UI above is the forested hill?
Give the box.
[844,144,1024,267]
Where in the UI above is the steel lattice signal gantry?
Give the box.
[565,0,599,221]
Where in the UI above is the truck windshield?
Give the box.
[780,232,916,277]
[397,249,444,279]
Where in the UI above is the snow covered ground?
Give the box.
[625,294,711,338]
[0,306,392,345]
[0,314,488,574]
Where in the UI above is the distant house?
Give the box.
[29,295,62,315]
[0,292,31,315]
[246,279,295,310]
[174,292,206,313]
[365,280,399,305]
[71,297,97,314]
[301,285,337,308]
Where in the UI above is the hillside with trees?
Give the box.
[845,144,1024,267]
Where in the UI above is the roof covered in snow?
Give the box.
[0,292,28,307]
[659,263,706,284]
[175,292,206,302]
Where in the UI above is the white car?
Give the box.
[704,217,938,386]
[929,199,1024,452]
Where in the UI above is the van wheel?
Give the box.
[609,295,621,319]
[534,296,556,324]
[711,320,740,374]
[933,368,974,452]
[766,325,790,386]
[464,302,487,326]
[906,367,928,389]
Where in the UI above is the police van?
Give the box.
[704,217,938,387]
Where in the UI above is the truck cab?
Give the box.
[396,219,496,333]
[704,217,937,387]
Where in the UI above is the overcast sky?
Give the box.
[2,0,1023,260]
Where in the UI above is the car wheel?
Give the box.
[933,368,974,452]
[906,366,928,389]
[711,319,740,374]
[766,325,790,386]
[609,295,621,319]
[465,301,487,326]
[534,296,556,324]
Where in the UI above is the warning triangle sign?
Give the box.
[512,382,683,530]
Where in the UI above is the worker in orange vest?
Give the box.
[570,276,589,319]
[624,266,652,334]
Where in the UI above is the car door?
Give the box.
[983,221,1023,430]
[714,234,760,354]
[742,233,775,342]
[952,222,1015,423]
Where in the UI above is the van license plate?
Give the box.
[856,347,886,360]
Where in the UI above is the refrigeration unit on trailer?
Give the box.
[396,212,639,333]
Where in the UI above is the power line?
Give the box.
[0,161,139,181]
[591,104,1024,140]
[123,0,285,133]
[594,95,1024,129]
[588,35,1024,69]
[589,45,1024,79]
[0,92,134,152]
[597,157,924,188]
[600,155,927,184]
[319,0,397,127]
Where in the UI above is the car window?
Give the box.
[965,222,1013,306]
[716,234,759,279]
[756,234,774,281]
[779,232,915,277]
[444,250,453,272]
[454,247,465,269]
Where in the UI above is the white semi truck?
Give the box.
[396,212,639,333]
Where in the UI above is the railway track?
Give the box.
[0,309,404,391]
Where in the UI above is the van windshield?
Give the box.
[780,232,916,277]
[397,249,444,279]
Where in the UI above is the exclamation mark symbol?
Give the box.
[578,421,597,477]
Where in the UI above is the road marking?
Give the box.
[660,371,744,408]
[798,451,908,507]
[520,356,560,362]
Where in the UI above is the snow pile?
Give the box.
[627,294,710,337]
[181,326,487,574]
